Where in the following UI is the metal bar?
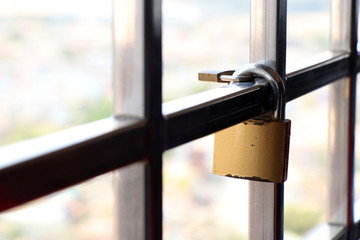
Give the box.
[0,52,354,214]
[274,2,287,239]
[0,117,146,212]
[347,0,359,226]
[113,0,145,117]
[286,52,350,101]
[143,0,163,239]
[333,219,360,239]
[248,1,287,239]
[115,161,147,240]
[168,52,350,144]
[112,0,147,238]
[357,52,360,71]
[0,5,359,240]
[163,81,269,149]
[164,53,351,149]
[344,0,359,227]
[328,0,358,228]
[328,77,350,225]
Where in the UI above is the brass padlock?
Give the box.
[212,64,291,183]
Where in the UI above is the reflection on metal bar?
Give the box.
[0,117,146,212]
[115,162,146,240]
[328,77,350,225]
[249,0,287,239]
[330,0,351,53]
[113,0,145,117]
[328,0,358,228]
[112,0,147,239]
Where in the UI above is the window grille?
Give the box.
[0,0,359,239]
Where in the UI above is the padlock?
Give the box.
[212,64,291,183]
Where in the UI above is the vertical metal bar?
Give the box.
[348,0,358,225]
[113,0,145,117]
[112,0,147,239]
[328,77,350,226]
[144,0,163,240]
[249,1,287,240]
[114,162,146,240]
[329,0,358,227]
[113,0,163,239]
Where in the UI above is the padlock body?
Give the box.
[213,119,291,183]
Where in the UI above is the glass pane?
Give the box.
[164,136,248,239]
[0,173,113,239]
[162,0,250,101]
[284,85,329,238]
[0,0,112,146]
[287,0,330,64]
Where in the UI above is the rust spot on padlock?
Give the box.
[247,176,270,182]
[225,174,241,178]
[253,121,266,126]
[225,174,270,182]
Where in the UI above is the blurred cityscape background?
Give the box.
[0,0,359,239]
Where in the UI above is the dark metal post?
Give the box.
[144,0,163,239]
[112,0,163,238]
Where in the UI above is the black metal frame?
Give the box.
[1,0,360,239]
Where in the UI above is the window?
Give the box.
[0,0,359,239]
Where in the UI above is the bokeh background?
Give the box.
[0,0,359,239]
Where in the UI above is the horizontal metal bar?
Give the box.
[286,52,351,101]
[163,81,270,149]
[333,220,360,239]
[357,51,360,71]
[304,223,346,239]
[0,52,359,212]
[164,52,353,149]
[0,117,147,212]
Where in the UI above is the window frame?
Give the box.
[0,0,359,239]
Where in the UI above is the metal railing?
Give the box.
[0,0,359,239]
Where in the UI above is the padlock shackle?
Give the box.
[232,63,286,120]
